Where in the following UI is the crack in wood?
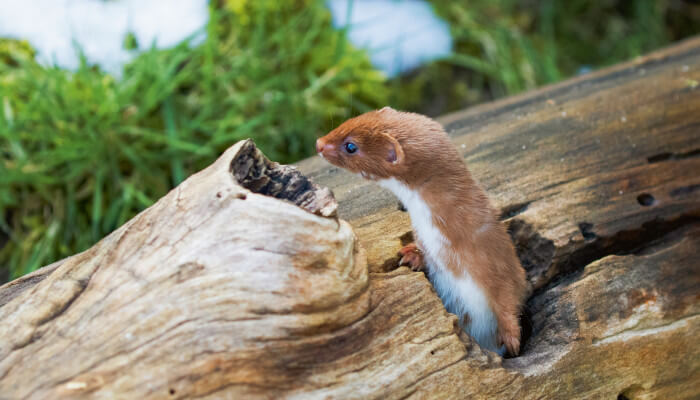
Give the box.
[478,214,699,358]
[507,219,556,290]
[10,274,93,352]
[670,184,700,198]
[647,148,700,163]
[543,213,700,293]
[500,201,531,220]
[36,277,90,327]
[510,221,699,362]
[592,313,699,345]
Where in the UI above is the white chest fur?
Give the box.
[378,178,502,354]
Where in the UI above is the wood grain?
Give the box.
[1,37,699,399]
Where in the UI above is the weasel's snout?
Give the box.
[315,138,337,158]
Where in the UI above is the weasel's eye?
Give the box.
[344,142,358,154]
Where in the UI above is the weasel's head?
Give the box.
[316,107,406,180]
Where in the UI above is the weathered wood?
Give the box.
[1,37,699,399]
[0,141,368,399]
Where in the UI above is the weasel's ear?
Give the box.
[381,133,404,164]
[378,106,395,113]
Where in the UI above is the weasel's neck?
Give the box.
[378,174,487,246]
[378,176,473,218]
[378,177,450,256]
[378,177,428,215]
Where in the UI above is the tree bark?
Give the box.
[1,38,699,399]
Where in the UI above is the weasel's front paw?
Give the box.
[498,326,521,356]
[398,243,424,272]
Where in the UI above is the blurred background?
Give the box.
[1,0,699,281]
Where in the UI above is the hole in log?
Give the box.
[169,388,176,395]
[500,201,531,220]
[502,214,699,366]
[230,140,337,217]
[647,148,700,163]
[618,384,646,400]
[377,232,416,272]
[578,222,597,241]
[507,219,556,288]
[637,193,655,206]
[380,257,401,272]
[380,209,698,364]
[399,231,414,246]
[646,152,672,163]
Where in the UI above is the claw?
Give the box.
[498,320,522,356]
[397,243,425,271]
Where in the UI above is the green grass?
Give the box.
[0,0,698,281]
[392,0,699,113]
[0,0,386,279]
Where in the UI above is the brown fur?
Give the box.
[317,107,528,355]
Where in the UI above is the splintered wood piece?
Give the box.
[231,139,337,217]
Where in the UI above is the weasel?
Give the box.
[316,107,527,355]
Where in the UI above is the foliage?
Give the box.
[392,0,700,114]
[0,1,386,279]
[0,38,36,67]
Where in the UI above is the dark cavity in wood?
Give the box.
[500,202,531,220]
[507,219,556,289]
[647,148,700,163]
[530,213,700,302]
[637,193,656,206]
[501,212,699,360]
[231,140,337,217]
[670,184,700,198]
[578,222,597,241]
[399,231,414,246]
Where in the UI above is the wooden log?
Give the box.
[1,37,699,399]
